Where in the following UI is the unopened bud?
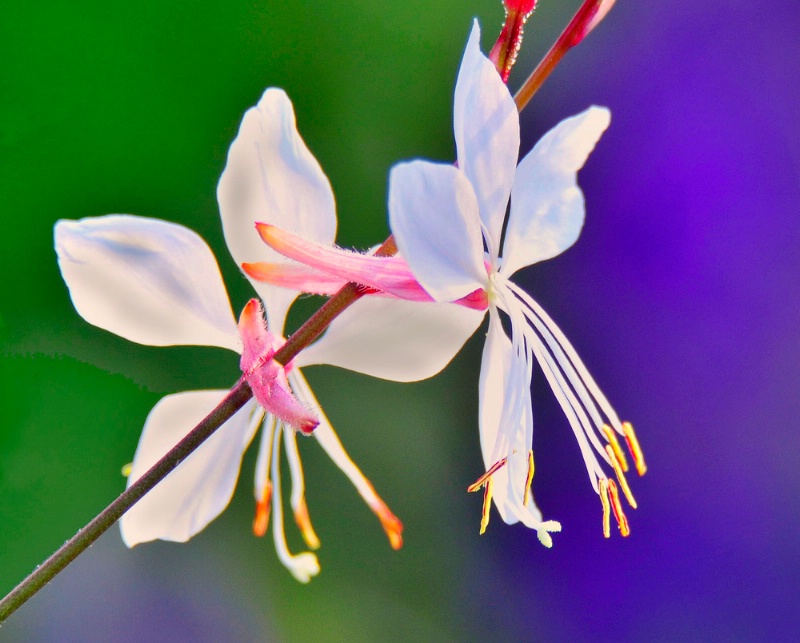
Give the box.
[504,0,537,13]
[569,0,617,47]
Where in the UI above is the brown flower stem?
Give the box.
[0,234,398,623]
[0,380,253,622]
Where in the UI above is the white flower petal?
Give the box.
[454,20,520,254]
[55,215,240,351]
[502,106,611,276]
[478,310,545,529]
[478,311,513,479]
[217,88,337,333]
[389,160,486,302]
[294,297,484,382]
[120,391,260,547]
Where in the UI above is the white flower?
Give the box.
[54,89,482,580]
[247,23,647,543]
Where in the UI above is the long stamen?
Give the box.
[288,370,404,550]
[508,281,624,431]
[284,429,321,550]
[523,450,535,506]
[601,423,629,472]
[270,423,320,583]
[606,479,630,537]
[504,283,608,448]
[480,477,494,535]
[604,445,637,509]
[598,478,611,538]
[505,290,607,483]
[467,457,508,493]
[253,480,273,537]
[623,422,647,476]
[253,409,273,537]
[496,280,644,537]
[530,333,606,482]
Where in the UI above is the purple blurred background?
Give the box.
[492,0,800,639]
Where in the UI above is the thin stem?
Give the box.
[0,234,398,622]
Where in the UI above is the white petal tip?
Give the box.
[586,105,611,131]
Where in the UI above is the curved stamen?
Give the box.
[284,429,321,550]
[269,424,320,583]
[288,370,404,550]
[494,282,606,484]
[507,281,624,430]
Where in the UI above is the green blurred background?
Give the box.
[6,0,800,641]
[1,1,575,639]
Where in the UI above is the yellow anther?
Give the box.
[480,477,494,535]
[253,480,273,537]
[523,450,535,507]
[294,498,321,550]
[607,479,631,537]
[598,478,611,538]
[467,458,507,493]
[622,422,647,476]
[604,445,638,509]
[120,463,133,477]
[601,424,629,472]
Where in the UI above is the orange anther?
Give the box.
[372,500,404,551]
[622,422,647,476]
[294,498,321,550]
[598,478,611,538]
[601,424,628,472]
[604,445,637,509]
[467,458,507,493]
[480,477,494,535]
[253,481,273,537]
[607,479,630,537]
[523,451,535,507]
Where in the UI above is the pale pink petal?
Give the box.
[217,88,337,333]
[55,215,239,351]
[238,299,318,434]
[389,160,487,302]
[502,106,611,276]
[255,223,433,301]
[295,297,484,382]
[120,391,260,546]
[242,261,347,296]
[454,20,520,254]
